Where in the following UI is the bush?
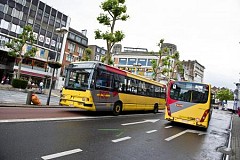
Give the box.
[12,79,28,89]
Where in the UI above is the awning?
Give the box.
[20,70,46,78]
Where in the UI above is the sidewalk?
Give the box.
[0,84,61,106]
[229,114,240,160]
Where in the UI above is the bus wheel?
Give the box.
[153,104,158,114]
[113,103,122,116]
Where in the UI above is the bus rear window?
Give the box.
[170,82,209,103]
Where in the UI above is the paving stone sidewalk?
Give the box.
[229,114,240,160]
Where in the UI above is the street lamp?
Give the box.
[46,27,68,105]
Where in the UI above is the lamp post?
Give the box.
[46,27,68,105]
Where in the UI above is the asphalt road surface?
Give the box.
[0,109,231,160]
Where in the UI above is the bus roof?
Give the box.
[69,61,165,87]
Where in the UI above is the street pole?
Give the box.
[46,27,68,105]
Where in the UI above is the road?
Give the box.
[0,108,231,160]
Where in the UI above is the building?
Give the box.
[112,44,178,83]
[88,45,107,61]
[58,27,88,89]
[182,60,205,83]
[0,0,70,88]
[113,46,159,80]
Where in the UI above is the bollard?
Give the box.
[26,90,33,105]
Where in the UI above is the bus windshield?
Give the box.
[170,82,209,103]
[65,68,94,90]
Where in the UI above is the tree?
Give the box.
[151,39,183,82]
[81,48,92,61]
[216,89,234,102]
[95,0,129,65]
[169,51,184,80]
[5,25,37,79]
[151,39,171,81]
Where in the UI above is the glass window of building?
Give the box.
[96,47,100,53]
[95,55,100,61]
[29,10,36,18]
[137,58,147,66]
[77,47,84,56]
[82,39,87,45]
[101,49,105,55]
[0,19,9,29]
[7,6,12,15]
[127,58,136,65]
[10,23,17,32]
[119,58,127,65]
[3,4,8,14]
[76,36,81,43]
[16,25,23,34]
[69,33,75,40]
[68,42,75,53]
[0,4,4,12]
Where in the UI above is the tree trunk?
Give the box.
[17,57,22,79]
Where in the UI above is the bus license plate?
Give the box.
[182,119,189,123]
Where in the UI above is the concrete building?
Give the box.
[182,60,205,83]
[113,46,160,80]
[112,44,178,83]
[88,45,107,61]
[0,0,70,88]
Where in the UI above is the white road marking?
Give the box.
[0,117,95,123]
[41,148,82,160]
[146,130,157,134]
[165,129,207,141]
[0,113,161,123]
[121,119,160,126]
[112,136,131,143]
[165,126,172,129]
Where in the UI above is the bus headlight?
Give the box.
[82,97,89,101]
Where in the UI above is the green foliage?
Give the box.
[47,61,62,69]
[95,0,129,65]
[81,48,92,61]
[216,89,234,101]
[5,25,37,79]
[152,39,183,81]
[12,79,28,89]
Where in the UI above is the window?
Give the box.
[76,36,81,43]
[28,18,33,24]
[69,33,75,40]
[137,58,147,66]
[82,39,87,45]
[68,42,75,53]
[95,70,113,90]
[95,55,100,61]
[0,4,4,13]
[16,25,23,34]
[65,69,92,90]
[77,47,84,56]
[127,58,136,65]
[10,23,16,32]
[101,50,106,55]
[66,54,74,62]
[119,58,127,65]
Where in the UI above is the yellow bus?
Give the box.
[165,80,213,128]
[60,61,166,115]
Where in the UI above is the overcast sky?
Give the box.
[42,0,240,90]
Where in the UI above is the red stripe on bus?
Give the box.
[106,66,127,76]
